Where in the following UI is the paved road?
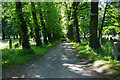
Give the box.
[3,42,108,79]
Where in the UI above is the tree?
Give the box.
[78,2,90,39]
[72,2,81,42]
[42,2,62,42]
[99,2,109,43]
[89,2,100,49]
[98,2,120,39]
[65,2,74,41]
[38,2,48,44]
[2,17,6,40]
[15,2,30,49]
[31,2,42,46]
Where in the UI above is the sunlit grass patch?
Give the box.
[72,39,120,75]
[0,39,22,49]
[0,42,9,49]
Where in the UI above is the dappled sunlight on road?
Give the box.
[62,42,74,45]
[11,74,44,78]
[3,42,109,78]
[12,75,25,78]
[65,49,72,51]
[35,74,41,78]
[62,55,68,60]
[62,63,92,76]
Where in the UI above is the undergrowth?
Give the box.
[73,39,120,75]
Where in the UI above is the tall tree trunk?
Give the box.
[8,35,10,39]
[65,3,74,41]
[48,32,52,42]
[19,35,22,45]
[9,38,12,49]
[89,2,100,49]
[30,27,33,38]
[38,3,48,44]
[15,2,30,49]
[52,32,57,41]
[68,25,74,41]
[75,16,81,42]
[31,2,42,47]
[42,28,48,44]
[16,35,18,38]
[72,2,81,42]
[2,26,5,40]
[99,2,108,43]
[13,35,15,39]
[2,18,7,40]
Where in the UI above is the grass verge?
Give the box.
[72,39,120,77]
[2,39,61,70]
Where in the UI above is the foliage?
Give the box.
[100,2,120,35]
[1,2,120,74]
[78,2,90,35]
[2,2,63,48]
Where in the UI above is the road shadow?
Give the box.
[2,42,113,79]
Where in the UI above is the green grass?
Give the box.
[72,39,120,75]
[1,39,61,70]
[0,39,22,49]
[73,39,120,61]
